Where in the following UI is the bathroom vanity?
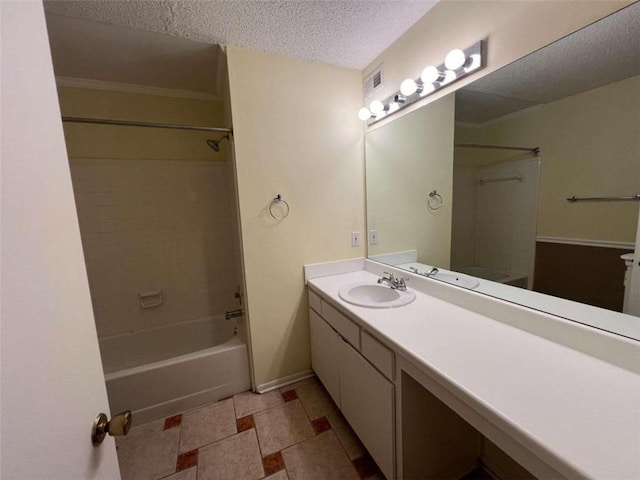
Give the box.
[305,259,640,480]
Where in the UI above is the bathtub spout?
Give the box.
[225,309,244,320]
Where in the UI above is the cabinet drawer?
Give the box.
[308,289,322,314]
[321,300,360,349]
[361,330,394,381]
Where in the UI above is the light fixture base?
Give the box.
[364,40,484,126]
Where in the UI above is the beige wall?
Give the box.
[456,76,640,243]
[59,86,227,160]
[367,94,455,267]
[227,46,364,387]
[363,0,631,130]
[59,87,241,338]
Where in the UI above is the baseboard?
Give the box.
[256,369,315,394]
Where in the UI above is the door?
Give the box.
[309,309,341,405]
[339,339,394,480]
[1,2,121,478]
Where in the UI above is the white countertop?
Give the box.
[308,268,640,480]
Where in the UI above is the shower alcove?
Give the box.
[46,14,252,424]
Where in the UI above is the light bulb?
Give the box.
[445,49,466,70]
[419,83,435,97]
[369,100,385,114]
[358,108,372,121]
[421,66,441,84]
[464,54,481,72]
[400,78,418,96]
[438,70,456,86]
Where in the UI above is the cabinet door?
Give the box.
[340,339,394,480]
[309,309,341,406]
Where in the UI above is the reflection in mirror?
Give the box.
[366,3,640,340]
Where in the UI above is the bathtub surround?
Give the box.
[60,87,242,338]
[451,157,541,288]
[70,157,240,337]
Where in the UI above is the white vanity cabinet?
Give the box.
[309,308,341,404]
[308,288,395,479]
[340,339,394,478]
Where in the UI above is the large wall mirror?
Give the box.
[366,3,640,340]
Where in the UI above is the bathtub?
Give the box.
[99,316,251,424]
[456,266,528,287]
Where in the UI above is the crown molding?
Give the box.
[56,76,220,101]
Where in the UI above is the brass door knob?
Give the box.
[91,411,132,446]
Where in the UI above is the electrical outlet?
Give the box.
[368,230,378,245]
[351,231,361,247]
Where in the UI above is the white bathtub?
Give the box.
[456,265,527,287]
[99,316,251,424]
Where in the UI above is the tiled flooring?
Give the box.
[116,376,384,480]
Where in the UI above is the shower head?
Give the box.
[206,134,230,152]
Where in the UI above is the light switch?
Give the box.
[369,230,378,245]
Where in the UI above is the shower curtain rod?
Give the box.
[455,143,540,155]
[62,116,232,134]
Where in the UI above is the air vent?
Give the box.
[363,65,384,98]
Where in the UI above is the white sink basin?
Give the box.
[432,272,479,289]
[339,283,416,308]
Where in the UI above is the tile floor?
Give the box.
[116,376,385,480]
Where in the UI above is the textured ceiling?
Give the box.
[456,3,640,124]
[44,0,438,71]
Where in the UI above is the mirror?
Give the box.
[366,4,640,340]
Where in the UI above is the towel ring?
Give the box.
[269,194,290,220]
[427,190,443,210]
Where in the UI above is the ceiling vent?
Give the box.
[363,65,384,98]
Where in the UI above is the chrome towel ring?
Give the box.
[427,190,443,210]
[269,194,290,220]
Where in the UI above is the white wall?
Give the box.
[227,46,364,388]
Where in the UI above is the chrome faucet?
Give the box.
[409,265,438,277]
[424,267,439,277]
[377,272,409,291]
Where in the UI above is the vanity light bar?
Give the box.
[359,41,485,125]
